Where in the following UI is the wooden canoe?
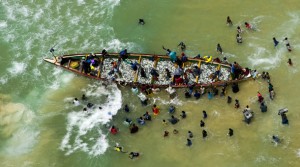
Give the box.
[43,52,252,88]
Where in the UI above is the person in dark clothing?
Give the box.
[168,115,179,125]
[138,19,145,25]
[130,124,139,133]
[260,102,267,112]
[281,113,289,124]
[200,120,205,127]
[178,42,186,51]
[180,111,186,118]
[194,90,200,99]
[119,49,128,60]
[124,104,130,112]
[232,82,239,93]
[202,130,207,138]
[227,96,232,103]
[203,110,207,119]
[186,138,192,146]
[129,152,140,159]
[228,128,234,137]
[140,67,146,78]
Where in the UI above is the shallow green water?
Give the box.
[1,0,300,167]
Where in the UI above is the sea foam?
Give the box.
[60,83,122,156]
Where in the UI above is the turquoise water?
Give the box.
[1,0,300,166]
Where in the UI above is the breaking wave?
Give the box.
[60,83,122,156]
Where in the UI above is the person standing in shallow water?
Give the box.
[226,16,233,26]
[200,120,205,127]
[288,58,293,66]
[228,128,233,137]
[203,110,207,119]
[216,43,223,54]
[186,138,192,146]
[138,19,145,25]
[273,37,279,47]
[202,130,207,138]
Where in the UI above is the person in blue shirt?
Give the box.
[273,37,279,47]
[119,49,128,60]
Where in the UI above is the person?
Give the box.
[140,67,147,78]
[181,52,188,62]
[138,19,145,25]
[227,96,232,103]
[162,119,168,125]
[243,105,253,124]
[216,43,223,54]
[236,34,242,43]
[202,130,208,138]
[169,105,175,114]
[273,37,279,47]
[130,124,139,133]
[244,22,252,29]
[283,37,292,52]
[114,143,127,153]
[101,49,108,57]
[164,131,169,137]
[185,90,191,98]
[180,111,187,118]
[265,72,270,81]
[110,126,118,135]
[137,117,145,125]
[288,58,293,66]
[178,42,186,51]
[124,118,133,126]
[129,152,140,159]
[199,86,206,96]
[87,102,94,108]
[119,49,128,60]
[186,138,192,146]
[227,16,233,26]
[281,113,289,124]
[272,135,280,144]
[237,26,242,34]
[203,110,207,119]
[152,104,159,116]
[165,68,172,80]
[232,82,239,93]
[194,90,201,99]
[200,120,205,127]
[130,61,139,72]
[235,99,240,108]
[162,46,171,55]
[73,98,80,106]
[228,128,233,137]
[188,131,193,138]
[138,92,148,106]
[150,68,159,81]
[260,102,267,112]
[169,115,179,125]
[124,104,130,112]
[270,89,275,100]
[143,112,151,121]
[173,129,179,134]
[83,108,87,112]
[257,92,264,103]
[193,66,201,77]
[81,94,87,101]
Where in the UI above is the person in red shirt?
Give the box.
[152,104,160,116]
[110,126,118,135]
[257,92,264,103]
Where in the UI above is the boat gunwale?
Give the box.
[44,53,250,88]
